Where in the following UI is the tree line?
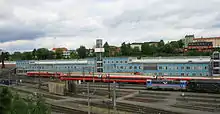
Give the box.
[0,87,50,114]
[1,39,215,61]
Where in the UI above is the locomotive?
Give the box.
[146,79,220,93]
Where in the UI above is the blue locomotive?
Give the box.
[146,79,187,90]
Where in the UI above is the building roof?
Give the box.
[28,60,88,65]
[131,43,143,45]
[52,47,68,51]
[131,57,210,64]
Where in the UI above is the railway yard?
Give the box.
[0,74,218,114]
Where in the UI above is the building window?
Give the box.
[108,61,110,63]
[164,66,168,70]
[154,73,157,75]
[125,61,127,63]
[134,66,137,69]
[159,66,162,69]
[200,73,203,76]
[116,61,118,63]
[192,73,196,76]
[181,66,184,69]
[120,61,123,63]
[139,66,141,69]
[176,67,178,69]
[112,61,114,63]
[181,73,184,76]
[103,61,106,63]
[120,66,123,69]
[186,66,190,69]
[129,66,132,69]
[204,66,207,69]
[159,73,162,75]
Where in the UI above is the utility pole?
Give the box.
[113,81,117,114]
[108,74,110,99]
[93,67,95,83]
[87,82,91,114]
[38,59,41,90]
[83,67,85,83]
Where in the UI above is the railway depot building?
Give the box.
[16,55,216,77]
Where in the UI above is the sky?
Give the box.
[1,0,220,52]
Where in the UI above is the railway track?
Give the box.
[70,100,181,114]
[50,104,89,114]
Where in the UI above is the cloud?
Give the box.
[1,0,220,52]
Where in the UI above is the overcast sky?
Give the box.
[1,0,220,52]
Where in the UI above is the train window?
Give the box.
[134,66,137,69]
[129,66,132,69]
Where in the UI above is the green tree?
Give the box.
[120,42,132,56]
[0,87,13,114]
[48,51,55,59]
[131,47,142,56]
[10,52,22,60]
[32,49,37,60]
[141,43,156,56]
[36,48,50,60]
[77,46,87,59]
[177,39,184,48]
[0,87,51,114]
[0,51,6,69]
[55,48,63,59]
[22,52,33,60]
[103,42,110,57]
[70,51,79,59]
[11,93,29,114]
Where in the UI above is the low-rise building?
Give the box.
[130,43,142,51]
